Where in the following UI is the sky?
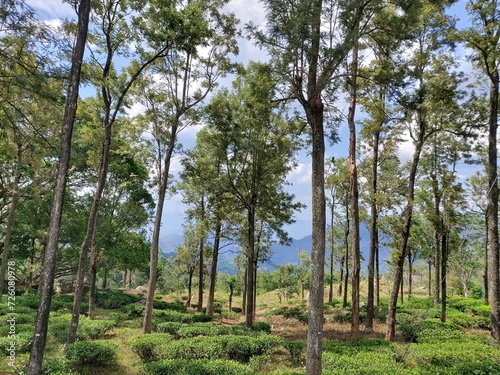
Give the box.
[26,0,483,240]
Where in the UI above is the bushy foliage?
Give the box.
[64,340,118,367]
[135,334,283,363]
[153,309,212,323]
[141,358,257,375]
[399,318,463,343]
[283,340,306,363]
[77,317,116,340]
[130,333,173,362]
[0,331,33,355]
[265,306,308,324]
[95,290,141,309]
[154,321,186,335]
[153,300,186,312]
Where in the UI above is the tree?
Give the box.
[204,62,302,326]
[385,2,460,341]
[460,0,500,340]
[134,0,238,334]
[27,0,91,372]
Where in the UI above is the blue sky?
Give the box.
[28,0,483,240]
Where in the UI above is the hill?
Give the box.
[160,223,391,274]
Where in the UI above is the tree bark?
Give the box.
[0,144,22,303]
[306,97,326,374]
[343,196,350,309]
[27,0,91,372]
[366,127,380,333]
[484,211,489,305]
[206,221,221,316]
[440,226,447,322]
[245,205,256,327]
[197,238,204,312]
[487,69,500,341]
[88,241,98,319]
[328,200,335,304]
[347,36,361,340]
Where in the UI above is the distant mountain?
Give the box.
[160,223,391,275]
[266,223,390,273]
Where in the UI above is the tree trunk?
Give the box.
[143,124,178,333]
[328,200,335,304]
[376,240,380,308]
[186,269,193,308]
[338,255,344,297]
[128,270,132,289]
[197,237,204,312]
[206,221,221,316]
[0,144,22,303]
[242,267,247,316]
[88,241,98,319]
[484,211,489,305]
[27,0,91,372]
[245,205,256,327]
[366,127,380,333]
[123,269,128,289]
[385,120,425,342]
[440,226,447,322]
[343,198,350,309]
[408,250,413,300]
[428,261,432,297]
[487,69,500,341]
[228,286,233,312]
[305,95,326,375]
[347,36,361,340]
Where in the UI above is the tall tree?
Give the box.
[461,0,500,341]
[385,1,459,341]
[204,62,302,327]
[136,0,238,333]
[249,1,375,370]
[27,0,91,372]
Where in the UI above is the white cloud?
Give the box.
[27,0,75,20]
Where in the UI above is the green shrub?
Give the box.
[0,323,33,336]
[251,322,271,334]
[283,340,306,363]
[231,307,243,313]
[141,358,257,375]
[15,294,40,309]
[154,321,185,335]
[130,333,173,362]
[77,317,116,340]
[95,290,140,309]
[120,303,145,318]
[154,334,284,363]
[0,331,33,355]
[0,312,34,325]
[65,340,117,367]
[154,309,212,323]
[266,306,308,324]
[413,339,500,374]
[399,318,463,343]
[153,300,186,312]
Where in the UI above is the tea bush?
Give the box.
[154,321,186,335]
[149,334,284,363]
[130,333,173,362]
[153,300,186,312]
[141,358,257,375]
[0,331,33,355]
[95,290,140,309]
[65,340,117,367]
[77,317,116,340]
